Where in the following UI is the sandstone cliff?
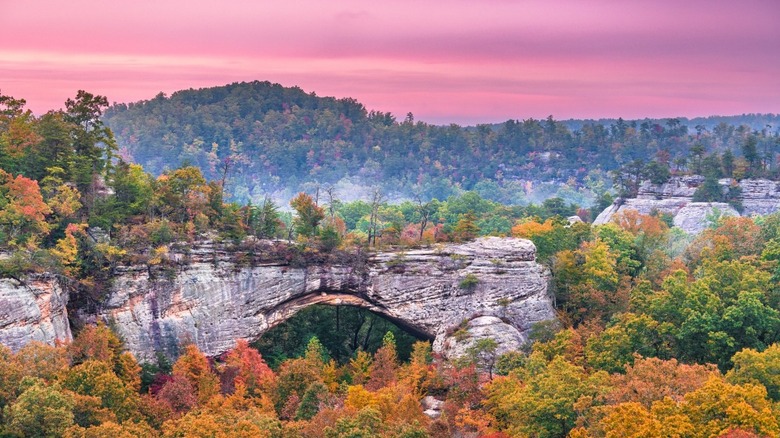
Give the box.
[0,274,71,351]
[0,238,555,362]
[100,237,553,361]
[594,177,780,234]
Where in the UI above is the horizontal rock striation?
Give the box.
[97,237,553,361]
[595,177,780,234]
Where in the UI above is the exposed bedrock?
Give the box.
[96,237,554,361]
[0,274,72,351]
[595,177,780,234]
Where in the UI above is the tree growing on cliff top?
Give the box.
[0,170,51,247]
[290,192,324,239]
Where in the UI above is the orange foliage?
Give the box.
[171,344,220,405]
[613,209,668,239]
[366,340,398,391]
[0,171,52,245]
[606,356,717,407]
[718,429,763,438]
[421,223,445,243]
[222,340,275,397]
[511,218,553,239]
[13,341,69,381]
[2,115,42,158]
[68,323,123,366]
[157,375,198,414]
[687,217,763,264]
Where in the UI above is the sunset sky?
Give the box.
[1,0,778,125]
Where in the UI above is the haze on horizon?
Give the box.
[1,0,778,125]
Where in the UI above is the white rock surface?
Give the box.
[595,177,779,234]
[672,202,739,234]
[421,396,445,419]
[98,237,554,361]
[0,275,72,351]
[436,315,526,361]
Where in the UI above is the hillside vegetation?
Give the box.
[103,81,780,204]
[2,88,780,436]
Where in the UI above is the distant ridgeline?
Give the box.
[102,81,780,204]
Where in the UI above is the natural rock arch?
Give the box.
[0,238,555,361]
[262,291,436,342]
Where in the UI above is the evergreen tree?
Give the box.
[692,176,724,202]
[453,213,480,241]
[722,149,736,177]
[743,135,760,177]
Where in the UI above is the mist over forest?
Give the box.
[103,81,780,207]
[2,82,780,437]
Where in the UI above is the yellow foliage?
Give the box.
[148,245,169,266]
[592,376,780,438]
[172,344,220,406]
[348,350,372,386]
[599,402,665,438]
[47,184,82,218]
[344,385,376,412]
[511,218,554,239]
[321,360,340,392]
[95,243,126,263]
[14,341,69,381]
[50,223,87,275]
[64,420,157,438]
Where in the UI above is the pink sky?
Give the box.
[1,0,779,125]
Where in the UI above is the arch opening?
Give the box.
[253,303,431,368]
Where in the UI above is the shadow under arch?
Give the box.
[263,292,435,341]
[255,292,434,366]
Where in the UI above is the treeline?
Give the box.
[4,88,780,436]
[103,81,780,203]
[2,210,780,437]
[1,88,593,305]
[612,132,777,204]
[0,90,258,309]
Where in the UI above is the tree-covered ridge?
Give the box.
[4,87,780,436]
[3,205,780,438]
[103,81,780,203]
[0,88,588,281]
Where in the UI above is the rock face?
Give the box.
[739,179,780,216]
[0,275,71,351]
[436,316,526,361]
[421,396,445,419]
[595,177,780,234]
[96,237,554,361]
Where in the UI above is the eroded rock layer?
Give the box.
[595,177,780,234]
[98,237,553,361]
[0,274,71,351]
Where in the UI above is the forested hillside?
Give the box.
[4,87,780,437]
[103,81,780,205]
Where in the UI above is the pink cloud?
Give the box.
[0,0,778,124]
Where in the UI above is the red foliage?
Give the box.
[156,375,198,414]
[222,339,275,395]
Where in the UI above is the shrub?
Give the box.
[459,273,479,290]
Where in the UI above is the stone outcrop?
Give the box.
[0,238,554,361]
[436,315,526,361]
[95,237,553,361]
[595,177,780,234]
[739,179,780,216]
[0,274,71,351]
[421,396,445,419]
